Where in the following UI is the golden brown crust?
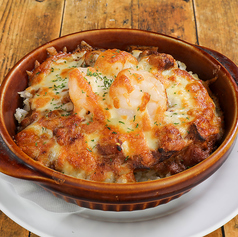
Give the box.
[14,42,224,183]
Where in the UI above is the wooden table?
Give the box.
[0,0,238,236]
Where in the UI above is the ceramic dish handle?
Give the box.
[197,46,238,85]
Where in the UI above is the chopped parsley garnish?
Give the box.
[86,69,113,89]
[127,127,134,132]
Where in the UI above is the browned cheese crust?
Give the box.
[14,42,223,183]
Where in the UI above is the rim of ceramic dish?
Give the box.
[0,28,238,195]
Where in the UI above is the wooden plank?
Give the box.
[223,216,238,236]
[29,233,40,237]
[62,0,197,44]
[135,0,197,43]
[0,0,65,83]
[194,0,238,64]
[204,228,223,237]
[0,211,29,237]
[62,0,133,35]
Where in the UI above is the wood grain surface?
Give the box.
[0,0,238,236]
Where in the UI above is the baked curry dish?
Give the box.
[14,41,224,183]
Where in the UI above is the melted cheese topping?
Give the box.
[15,45,223,183]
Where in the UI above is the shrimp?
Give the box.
[68,68,105,121]
[109,69,167,125]
[94,49,138,77]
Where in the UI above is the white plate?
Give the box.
[1,138,238,237]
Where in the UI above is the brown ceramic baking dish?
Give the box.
[0,29,238,211]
